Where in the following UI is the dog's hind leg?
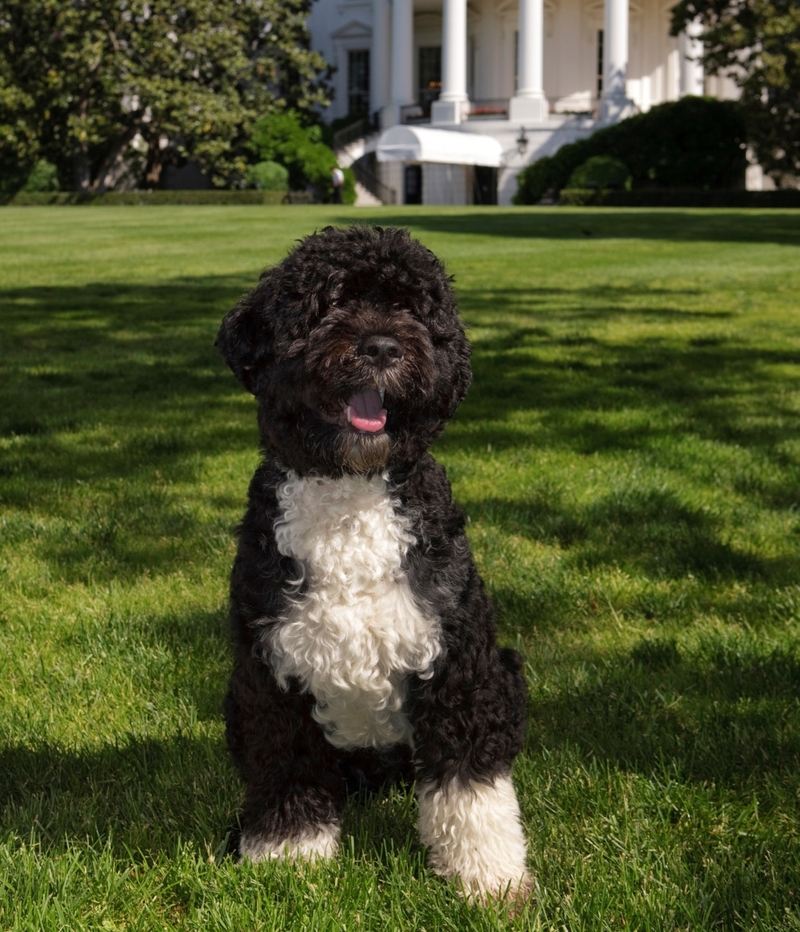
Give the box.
[225,652,345,862]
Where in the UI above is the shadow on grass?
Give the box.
[2,274,799,589]
[1,641,797,857]
[4,278,797,459]
[457,284,725,324]
[0,734,235,856]
[0,734,420,866]
[524,636,800,794]
[464,488,798,585]
[438,322,800,462]
[0,279,256,454]
[334,209,800,247]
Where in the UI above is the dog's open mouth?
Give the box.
[320,388,388,434]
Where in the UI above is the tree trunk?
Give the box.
[144,142,165,188]
[92,127,139,194]
[73,146,92,193]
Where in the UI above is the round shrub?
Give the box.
[246,160,289,191]
[21,159,60,193]
[567,155,631,190]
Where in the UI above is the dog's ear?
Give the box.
[440,333,473,418]
[215,290,273,395]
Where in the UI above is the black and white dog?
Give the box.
[216,225,531,901]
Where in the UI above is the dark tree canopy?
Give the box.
[671,0,800,184]
[0,0,332,193]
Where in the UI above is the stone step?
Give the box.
[354,182,383,207]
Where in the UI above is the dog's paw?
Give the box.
[417,774,532,905]
[457,869,536,910]
[239,822,340,863]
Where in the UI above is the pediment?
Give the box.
[331,19,372,40]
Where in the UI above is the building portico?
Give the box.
[310,0,739,204]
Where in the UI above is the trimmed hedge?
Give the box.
[558,188,800,208]
[2,189,310,206]
[514,97,748,204]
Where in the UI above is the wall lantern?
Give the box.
[516,126,529,156]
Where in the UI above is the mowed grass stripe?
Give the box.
[1,206,799,931]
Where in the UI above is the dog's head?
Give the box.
[216,225,472,476]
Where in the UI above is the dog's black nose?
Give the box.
[359,334,403,367]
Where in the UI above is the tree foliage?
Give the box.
[251,110,355,203]
[514,96,747,204]
[0,0,331,193]
[671,0,800,184]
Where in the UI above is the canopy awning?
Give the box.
[375,125,503,167]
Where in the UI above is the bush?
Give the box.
[20,159,60,193]
[513,97,748,204]
[567,155,631,191]
[245,160,289,191]
[250,111,355,204]
[557,187,800,208]
[4,190,292,206]
[340,167,356,206]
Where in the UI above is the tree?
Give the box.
[0,81,40,196]
[251,110,356,203]
[0,0,331,193]
[252,110,333,193]
[671,0,800,184]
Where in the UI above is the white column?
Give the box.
[431,0,468,124]
[371,0,391,119]
[382,0,415,127]
[679,18,704,96]
[509,0,548,122]
[600,0,634,121]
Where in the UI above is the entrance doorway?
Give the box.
[404,164,423,204]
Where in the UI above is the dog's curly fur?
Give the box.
[216,225,531,900]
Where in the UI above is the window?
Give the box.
[597,30,604,96]
[347,49,370,115]
[468,35,476,99]
[418,46,441,115]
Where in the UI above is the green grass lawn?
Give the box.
[1,205,799,931]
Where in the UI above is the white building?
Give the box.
[308,0,751,205]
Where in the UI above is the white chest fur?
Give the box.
[266,472,441,750]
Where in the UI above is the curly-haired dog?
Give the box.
[216,225,531,901]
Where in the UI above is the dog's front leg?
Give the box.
[409,648,532,903]
[226,652,345,863]
[415,770,531,903]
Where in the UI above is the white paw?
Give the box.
[239,822,340,863]
[417,774,532,903]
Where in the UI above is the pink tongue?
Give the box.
[346,390,387,433]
